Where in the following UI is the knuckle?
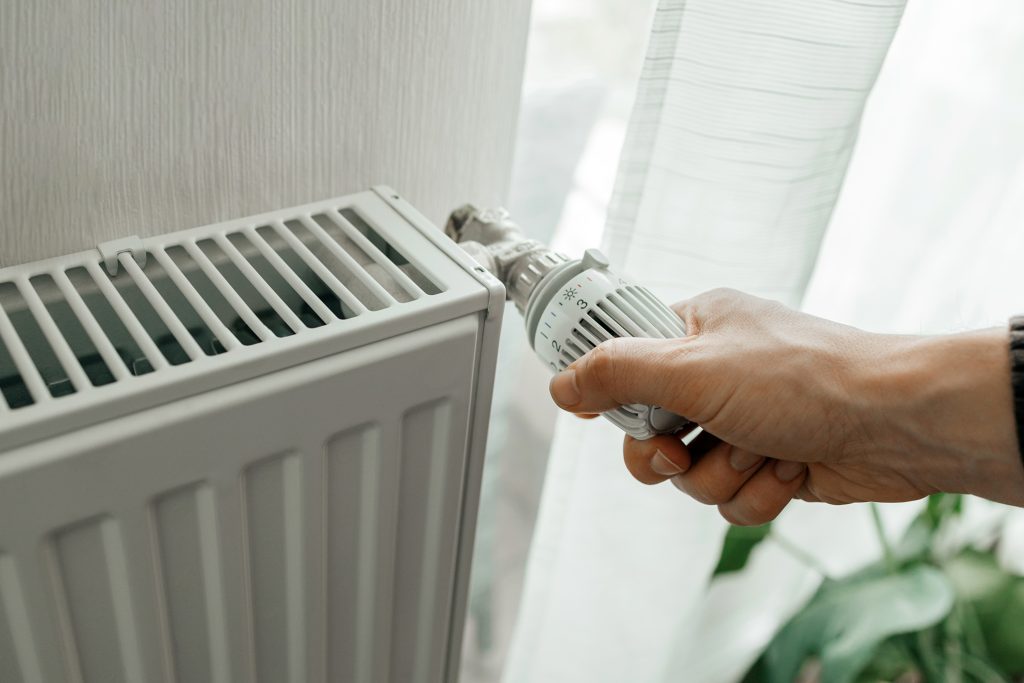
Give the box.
[707,286,742,299]
[718,506,746,526]
[743,499,780,526]
[623,451,660,486]
[621,435,647,461]
[677,478,723,506]
[701,287,744,309]
[693,493,719,505]
[677,288,746,334]
[669,475,695,498]
[662,335,701,364]
[672,298,708,336]
[583,339,624,391]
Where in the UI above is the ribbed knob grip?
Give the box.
[526,251,693,440]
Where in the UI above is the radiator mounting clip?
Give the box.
[97,236,148,275]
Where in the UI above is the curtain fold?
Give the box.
[606,0,906,305]
[505,2,907,681]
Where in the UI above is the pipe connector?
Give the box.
[445,205,568,313]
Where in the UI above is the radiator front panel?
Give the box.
[0,315,482,683]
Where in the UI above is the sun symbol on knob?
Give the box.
[562,287,578,301]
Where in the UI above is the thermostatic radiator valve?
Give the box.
[446,205,694,441]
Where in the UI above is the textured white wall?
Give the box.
[1,0,530,267]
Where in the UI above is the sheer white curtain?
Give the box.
[505,1,1024,681]
[607,0,906,307]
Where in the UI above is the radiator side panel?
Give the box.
[0,554,29,683]
[153,483,224,683]
[325,423,394,683]
[0,314,484,683]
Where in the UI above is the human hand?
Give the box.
[548,288,1024,524]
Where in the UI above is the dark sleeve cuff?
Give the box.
[1011,317,1024,464]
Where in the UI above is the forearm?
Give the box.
[870,328,1024,506]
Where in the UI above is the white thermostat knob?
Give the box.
[523,249,693,440]
[447,210,695,441]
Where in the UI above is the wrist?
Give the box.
[872,330,1024,505]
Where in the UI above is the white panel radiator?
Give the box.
[0,187,504,683]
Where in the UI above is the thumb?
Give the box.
[548,337,694,415]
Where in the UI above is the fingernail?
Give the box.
[775,460,806,483]
[549,370,581,407]
[729,449,763,472]
[651,450,682,476]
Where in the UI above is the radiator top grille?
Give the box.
[0,189,475,444]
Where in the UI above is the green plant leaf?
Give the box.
[985,580,1024,675]
[926,493,964,526]
[894,494,965,565]
[712,522,772,577]
[945,551,1024,675]
[945,551,1009,603]
[853,637,920,683]
[758,565,955,683]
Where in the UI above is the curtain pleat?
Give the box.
[606,0,907,306]
[506,2,907,681]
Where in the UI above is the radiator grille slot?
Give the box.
[65,266,160,378]
[0,282,78,400]
[106,263,195,366]
[162,246,265,347]
[282,218,388,313]
[139,257,230,357]
[195,238,298,339]
[309,210,443,304]
[0,199,446,413]
[253,225,352,320]
[0,333,29,409]
[28,275,119,388]
[337,208,442,296]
